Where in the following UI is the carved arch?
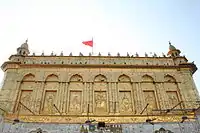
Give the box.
[118,74,131,82]
[45,74,59,82]
[70,74,83,82]
[22,73,35,81]
[94,74,107,82]
[164,74,176,82]
[142,74,154,82]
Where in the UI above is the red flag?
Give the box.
[82,39,93,47]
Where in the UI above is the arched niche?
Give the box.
[68,74,83,114]
[94,74,107,82]
[45,74,59,82]
[18,73,36,115]
[164,74,181,109]
[117,74,133,113]
[22,73,35,82]
[142,74,154,82]
[70,74,83,82]
[141,74,157,112]
[42,74,59,115]
[93,74,108,114]
[164,75,176,83]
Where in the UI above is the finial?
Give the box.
[60,51,63,56]
[41,51,44,56]
[51,51,54,56]
[127,52,130,57]
[98,52,101,56]
[79,52,83,56]
[145,52,148,57]
[89,52,92,56]
[168,40,171,45]
[69,52,72,56]
[153,53,157,57]
[117,52,120,56]
[108,52,111,56]
[25,38,28,43]
[135,52,139,57]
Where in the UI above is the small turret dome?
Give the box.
[167,41,181,57]
[21,39,29,49]
[169,44,176,51]
[17,39,30,56]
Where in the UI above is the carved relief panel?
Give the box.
[143,91,157,114]
[166,91,180,108]
[68,91,82,113]
[42,91,57,115]
[94,91,107,114]
[19,90,33,114]
[119,91,132,113]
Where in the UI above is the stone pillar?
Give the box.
[38,81,45,114]
[12,81,22,113]
[108,82,113,114]
[89,82,93,114]
[177,82,188,108]
[114,82,119,114]
[136,82,143,114]
[63,82,69,114]
[33,81,44,114]
[82,82,87,114]
[131,83,137,114]
[157,83,168,109]
[57,82,65,113]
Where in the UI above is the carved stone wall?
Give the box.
[0,55,199,124]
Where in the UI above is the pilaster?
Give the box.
[108,82,113,114]
[63,82,69,114]
[136,82,143,114]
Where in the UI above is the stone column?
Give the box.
[11,81,21,113]
[156,83,168,109]
[108,82,113,114]
[176,82,188,108]
[89,82,93,114]
[131,82,137,114]
[57,82,65,113]
[114,82,119,114]
[33,81,44,114]
[136,82,143,114]
[82,82,87,114]
[63,82,69,114]
[38,81,45,114]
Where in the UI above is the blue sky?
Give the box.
[0,0,199,91]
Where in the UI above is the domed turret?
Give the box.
[17,39,30,56]
[169,43,176,51]
[167,41,181,57]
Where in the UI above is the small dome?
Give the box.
[169,44,176,51]
[21,43,28,49]
[21,39,29,49]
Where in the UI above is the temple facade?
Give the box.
[0,40,200,132]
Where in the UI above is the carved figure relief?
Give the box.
[19,90,33,114]
[94,91,107,113]
[144,91,157,114]
[167,91,179,108]
[119,91,132,113]
[69,91,82,113]
[43,91,57,114]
